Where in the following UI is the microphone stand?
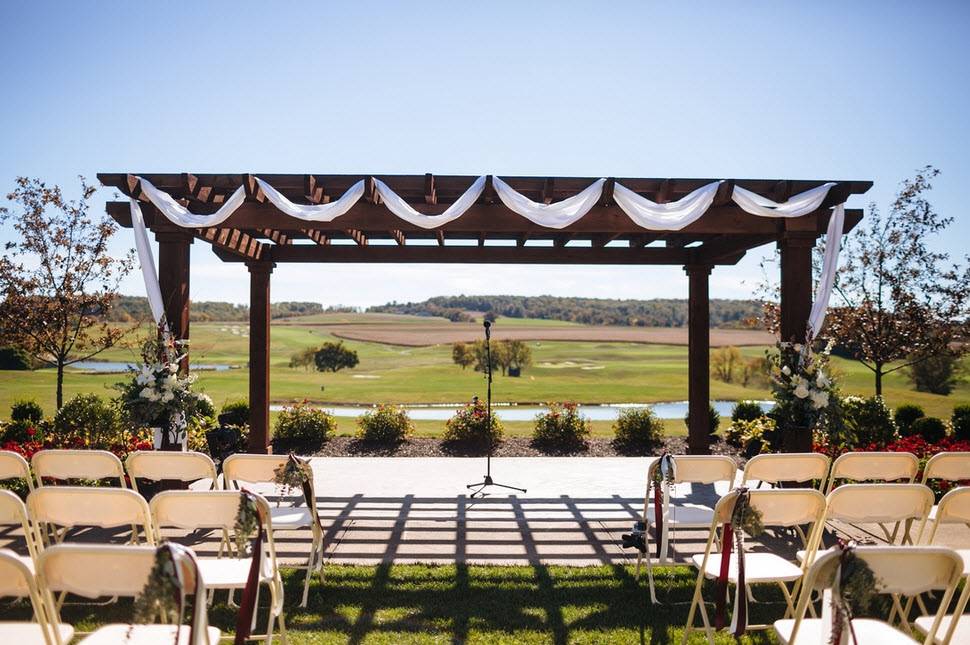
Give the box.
[466,320,527,498]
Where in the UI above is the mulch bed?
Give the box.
[313,436,741,459]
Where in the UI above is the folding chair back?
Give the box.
[922,452,970,484]
[826,483,933,524]
[741,453,830,490]
[150,489,262,533]
[925,486,970,538]
[222,453,289,487]
[0,490,39,560]
[784,546,962,645]
[0,450,33,491]
[125,450,218,494]
[26,486,154,544]
[649,454,736,484]
[31,450,126,487]
[0,547,72,644]
[0,547,35,598]
[826,451,919,493]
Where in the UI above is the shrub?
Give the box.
[273,401,337,451]
[11,400,44,424]
[532,402,590,451]
[731,400,764,424]
[193,394,216,422]
[894,404,925,436]
[219,400,250,427]
[612,407,664,454]
[443,400,503,445]
[731,417,776,457]
[953,405,970,442]
[314,342,359,373]
[356,404,413,443]
[0,346,32,370]
[684,404,720,438]
[841,395,897,448]
[910,416,948,443]
[908,352,961,395]
[52,394,126,449]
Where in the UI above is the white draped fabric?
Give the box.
[255,178,364,222]
[612,181,722,231]
[491,177,605,229]
[127,174,847,338]
[374,176,486,229]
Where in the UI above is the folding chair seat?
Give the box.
[921,452,970,522]
[639,454,737,566]
[0,450,34,492]
[0,548,74,644]
[223,453,324,606]
[797,483,934,564]
[740,453,830,492]
[825,451,919,494]
[912,486,970,645]
[31,450,127,488]
[150,490,286,642]
[36,543,219,645]
[125,451,219,495]
[26,487,154,546]
[774,546,961,645]
[682,488,827,643]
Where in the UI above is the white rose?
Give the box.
[811,391,829,409]
[160,391,174,403]
[794,383,810,399]
[139,387,153,399]
[793,343,803,352]
[816,372,829,388]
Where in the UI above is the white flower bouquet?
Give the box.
[767,340,838,435]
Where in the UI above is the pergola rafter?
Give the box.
[99,172,872,454]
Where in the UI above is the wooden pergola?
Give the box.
[98,173,872,454]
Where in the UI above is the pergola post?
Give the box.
[155,231,192,375]
[247,261,275,453]
[686,264,712,455]
[778,233,816,344]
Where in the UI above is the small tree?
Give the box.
[908,350,962,395]
[451,342,474,370]
[711,346,742,383]
[313,341,359,373]
[505,339,533,374]
[289,346,318,371]
[0,177,135,408]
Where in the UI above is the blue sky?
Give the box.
[1,1,967,307]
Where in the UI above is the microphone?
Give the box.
[484,319,491,338]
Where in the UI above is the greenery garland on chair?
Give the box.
[233,491,261,556]
[272,453,312,507]
[129,542,188,645]
[715,488,765,636]
[829,541,885,645]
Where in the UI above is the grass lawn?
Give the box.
[9,563,778,644]
[1,317,966,433]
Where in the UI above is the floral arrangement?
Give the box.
[767,340,838,444]
[116,331,210,449]
[272,453,312,506]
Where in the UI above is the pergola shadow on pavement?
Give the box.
[98,172,872,454]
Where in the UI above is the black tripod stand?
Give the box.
[466,320,527,498]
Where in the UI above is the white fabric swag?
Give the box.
[128,175,846,337]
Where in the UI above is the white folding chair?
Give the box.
[639,455,737,565]
[913,486,970,644]
[31,450,127,488]
[0,548,73,645]
[0,450,34,492]
[740,453,831,492]
[125,451,220,494]
[36,543,220,645]
[224,453,324,607]
[682,488,827,644]
[774,546,962,645]
[921,452,970,526]
[825,451,919,494]
[0,490,41,565]
[26,487,154,547]
[150,490,286,643]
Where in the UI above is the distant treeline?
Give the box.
[107,296,356,322]
[369,295,764,328]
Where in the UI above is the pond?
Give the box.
[270,400,774,422]
[64,361,233,373]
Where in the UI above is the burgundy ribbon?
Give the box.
[653,481,663,559]
[234,492,264,645]
[714,489,751,636]
[714,522,734,630]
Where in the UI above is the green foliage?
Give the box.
[443,400,503,445]
[711,346,742,383]
[684,404,720,437]
[611,407,664,454]
[451,343,475,370]
[726,417,775,456]
[910,416,948,443]
[731,400,764,424]
[106,296,337,322]
[219,400,250,427]
[52,393,125,448]
[908,352,962,395]
[370,295,764,328]
[0,346,32,370]
[11,400,44,424]
[532,403,590,451]
[841,395,897,447]
[314,342,359,373]
[953,405,970,441]
[894,404,925,435]
[194,394,215,421]
[273,401,336,451]
[289,346,319,371]
[356,404,413,443]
